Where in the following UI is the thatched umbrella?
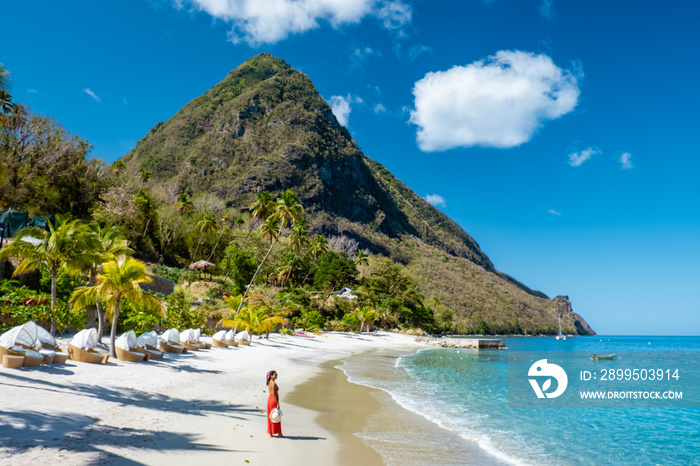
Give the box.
[189,260,215,280]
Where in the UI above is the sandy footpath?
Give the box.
[0,332,422,465]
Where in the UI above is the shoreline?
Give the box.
[289,347,507,466]
[0,331,423,464]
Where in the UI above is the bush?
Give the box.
[164,292,208,331]
[300,310,325,331]
[341,312,360,330]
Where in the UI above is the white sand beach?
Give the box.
[0,331,422,465]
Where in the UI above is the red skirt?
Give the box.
[267,395,282,435]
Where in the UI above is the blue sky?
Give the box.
[3,0,699,335]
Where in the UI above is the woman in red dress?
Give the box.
[266,370,283,437]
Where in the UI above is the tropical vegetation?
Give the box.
[0,58,588,339]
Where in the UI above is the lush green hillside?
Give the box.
[120,53,594,336]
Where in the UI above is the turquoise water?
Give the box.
[341,336,700,465]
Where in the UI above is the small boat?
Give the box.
[591,354,615,361]
[556,314,566,340]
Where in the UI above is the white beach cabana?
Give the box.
[115,331,146,362]
[0,321,44,367]
[0,321,39,349]
[68,328,109,364]
[225,329,239,347]
[159,328,186,353]
[136,331,163,360]
[212,330,228,347]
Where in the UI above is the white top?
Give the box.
[0,321,39,349]
[71,328,98,350]
[213,330,227,342]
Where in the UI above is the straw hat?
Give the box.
[269,408,283,423]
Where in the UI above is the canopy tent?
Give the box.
[36,324,58,349]
[213,330,227,342]
[116,331,138,351]
[0,321,38,349]
[161,328,180,344]
[137,331,158,348]
[71,328,99,350]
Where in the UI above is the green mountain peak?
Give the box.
[120,54,594,336]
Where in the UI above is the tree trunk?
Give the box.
[49,269,58,336]
[96,300,105,344]
[234,225,282,320]
[109,299,120,357]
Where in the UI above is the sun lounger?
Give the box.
[212,330,228,347]
[68,343,110,364]
[180,341,200,350]
[115,332,148,362]
[159,341,186,353]
[115,346,146,362]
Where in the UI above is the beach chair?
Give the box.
[180,329,200,350]
[0,321,44,367]
[193,329,211,349]
[212,330,228,347]
[235,330,251,345]
[137,331,164,360]
[225,329,239,347]
[115,331,147,362]
[68,328,110,364]
[159,328,187,353]
[35,324,69,362]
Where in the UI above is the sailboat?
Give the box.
[556,314,566,340]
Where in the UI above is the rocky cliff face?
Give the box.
[121,53,595,336]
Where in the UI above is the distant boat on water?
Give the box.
[591,353,616,361]
[556,314,566,340]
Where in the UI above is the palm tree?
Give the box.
[70,257,164,357]
[112,160,126,177]
[234,190,303,319]
[86,224,132,342]
[301,234,329,284]
[206,213,231,261]
[0,215,99,334]
[174,193,194,216]
[355,306,380,333]
[223,306,286,342]
[138,169,152,189]
[191,212,217,261]
[354,250,370,267]
[249,191,274,223]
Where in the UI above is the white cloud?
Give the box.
[83,88,101,103]
[409,50,581,152]
[620,152,633,169]
[27,89,39,94]
[568,147,599,167]
[425,194,446,207]
[329,94,362,127]
[547,209,562,216]
[178,0,411,45]
[373,103,387,113]
[539,0,555,19]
